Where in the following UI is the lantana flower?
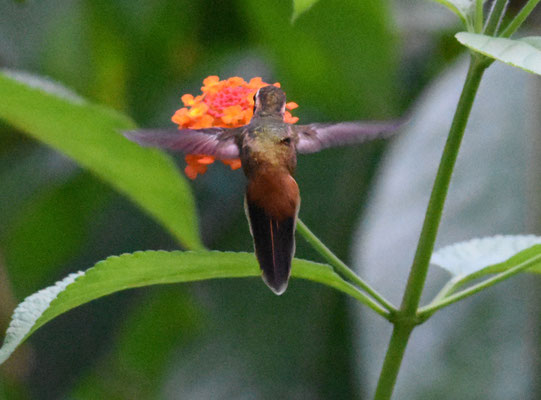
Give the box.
[171,76,299,179]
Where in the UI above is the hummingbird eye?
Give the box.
[280,137,292,145]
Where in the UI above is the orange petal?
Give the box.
[185,154,215,165]
[284,112,299,124]
[286,102,298,110]
[246,96,256,108]
[240,109,253,125]
[190,114,214,129]
[249,77,263,87]
[196,155,215,165]
[184,155,214,179]
[221,105,244,125]
[184,164,199,179]
[221,158,242,170]
[226,77,245,86]
[171,108,191,127]
[188,102,209,117]
[203,75,220,87]
[181,94,195,106]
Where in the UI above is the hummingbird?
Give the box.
[124,85,402,295]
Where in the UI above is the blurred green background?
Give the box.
[0,0,538,399]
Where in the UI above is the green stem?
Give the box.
[484,0,509,36]
[338,281,391,319]
[419,253,541,316]
[431,263,492,304]
[374,324,414,400]
[500,0,540,38]
[430,276,462,304]
[475,0,484,33]
[400,57,486,315]
[373,56,487,399]
[297,219,397,313]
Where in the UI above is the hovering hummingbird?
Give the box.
[124,85,401,295]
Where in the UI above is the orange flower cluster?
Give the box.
[172,76,298,179]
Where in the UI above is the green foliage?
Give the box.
[0,0,540,398]
[456,33,541,75]
[430,0,486,30]
[291,0,319,22]
[1,172,109,297]
[242,0,396,118]
[0,1,399,397]
[421,243,541,316]
[71,288,202,399]
[431,235,541,277]
[426,237,541,309]
[0,250,364,365]
[473,244,541,275]
[0,71,202,250]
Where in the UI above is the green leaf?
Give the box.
[424,238,541,314]
[456,33,541,75]
[431,235,541,278]
[1,172,109,297]
[291,0,319,22]
[0,251,362,365]
[471,243,541,276]
[0,70,202,250]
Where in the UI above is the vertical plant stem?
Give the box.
[373,56,487,400]
[374,324,414,400]
[484,0,509,36]
[500,0,540,38]
[475,0,484,33]
[401,57,486,315]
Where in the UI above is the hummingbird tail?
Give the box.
[245,198,297,295]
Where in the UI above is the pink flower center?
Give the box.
[204,86,253,118]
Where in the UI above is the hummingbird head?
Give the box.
[253,85,286,118]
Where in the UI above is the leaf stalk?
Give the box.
[419,253,541,316]
[483,0,510,36]
[500,0,540,38]
[296,219,396,314]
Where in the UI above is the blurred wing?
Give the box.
[123,128,240,159]
[295,121,403,154]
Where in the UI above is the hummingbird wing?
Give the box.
[123,128,240,159]
[294,121,403,154]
